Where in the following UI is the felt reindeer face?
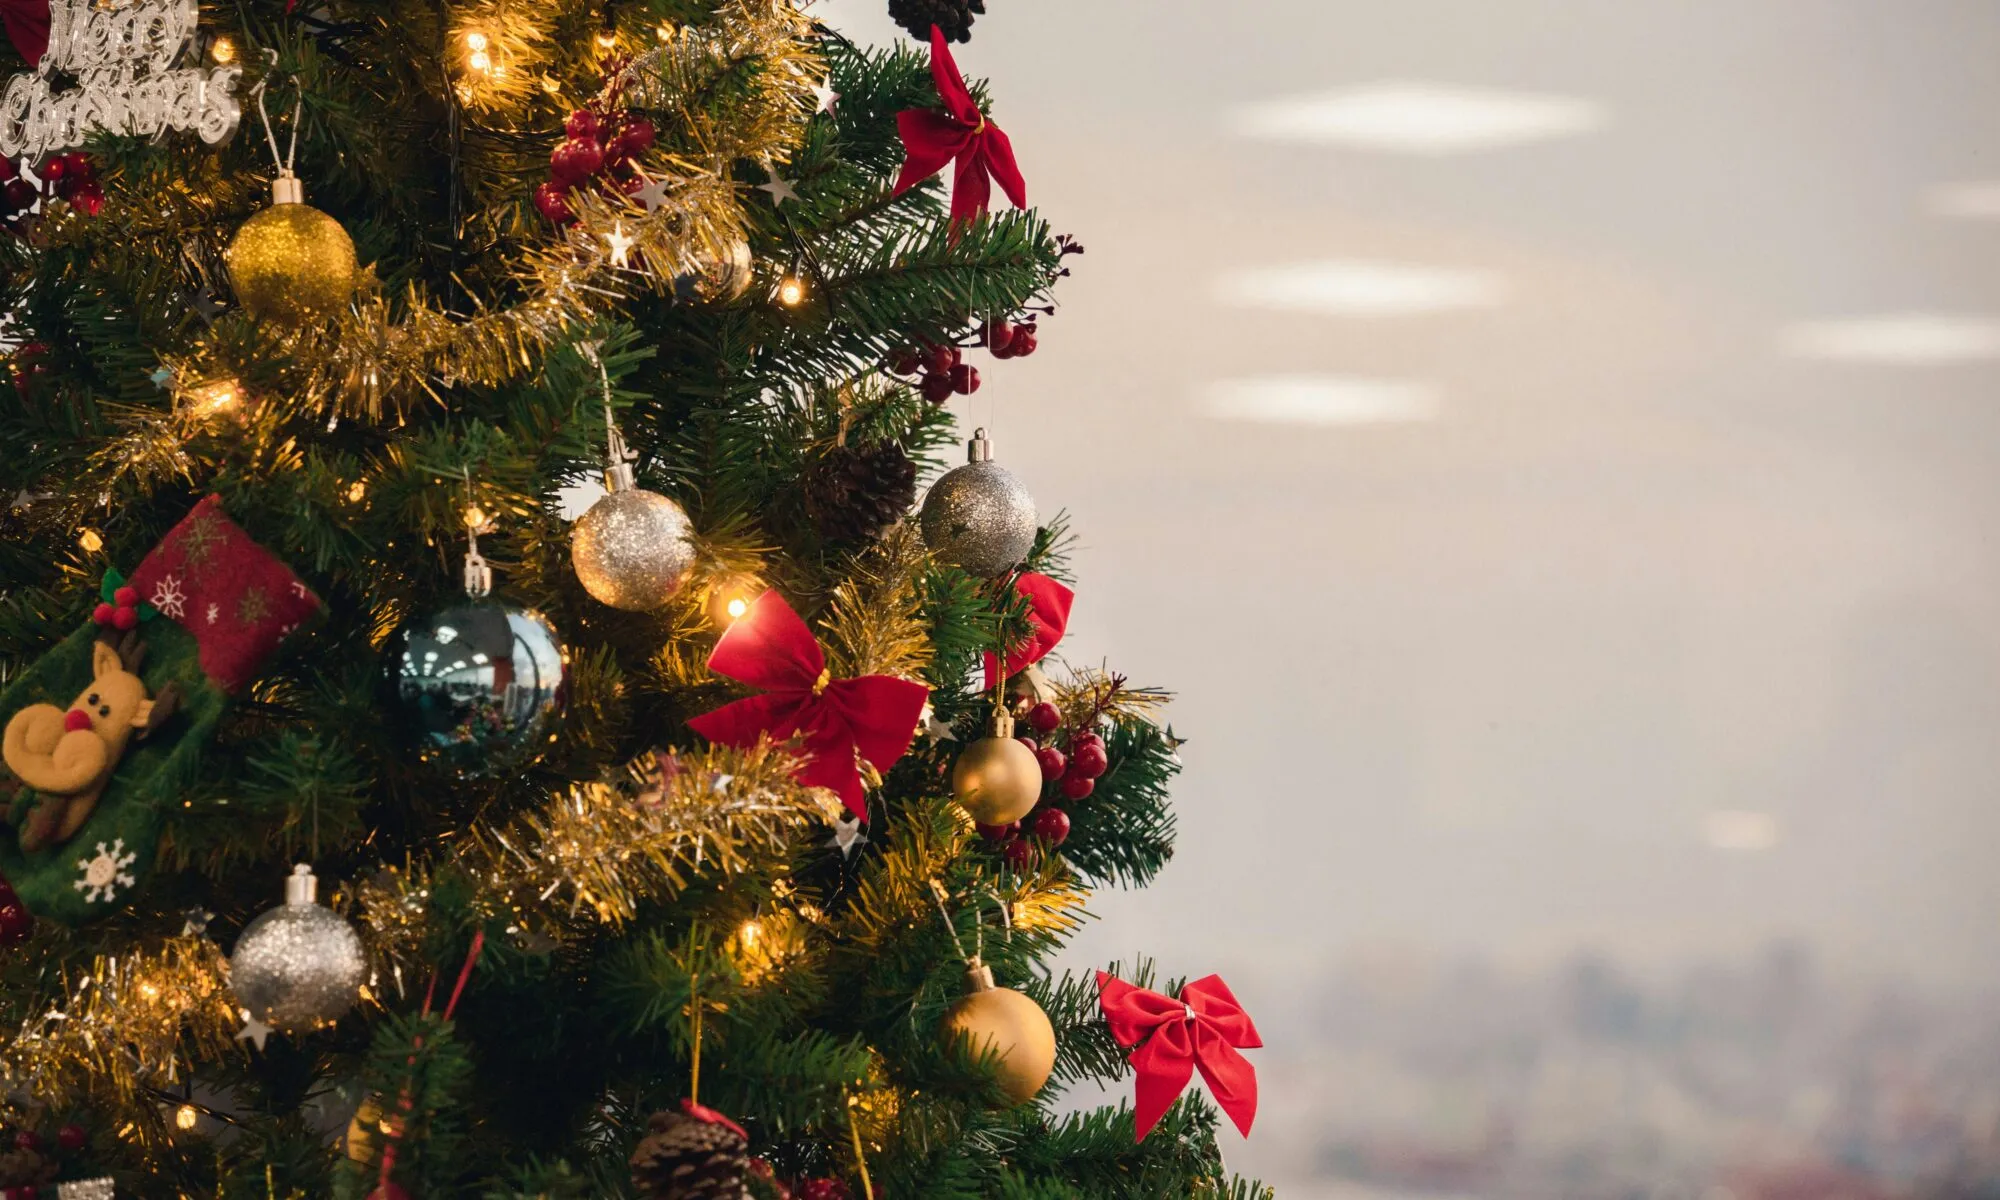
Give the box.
[77,639,160,743]
[3,631,180,808]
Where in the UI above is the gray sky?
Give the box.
[818,0,2000,1178]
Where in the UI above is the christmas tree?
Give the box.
[0,0,1269,1195]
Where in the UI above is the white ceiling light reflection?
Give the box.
[1216,260,1505,317]
[1780,314,2000,365]
[1232,81,1607,155]
[1703,810,1780,853]
[1202,376,1439,426]
[1927,181,2000,219]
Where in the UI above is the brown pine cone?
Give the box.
[802,440,917,546]
[888,0,985,43]
[630,1104,751,1200]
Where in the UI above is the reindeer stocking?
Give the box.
[0,496,321,928]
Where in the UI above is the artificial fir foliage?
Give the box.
[0,0,1269,1195]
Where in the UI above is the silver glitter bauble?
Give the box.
[572,487,696,611]
[389,600,566,777]
[230,865,366,1032]
[672,237,754,303]
[918,428,1038,577]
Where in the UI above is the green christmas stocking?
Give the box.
[0,495,322,926]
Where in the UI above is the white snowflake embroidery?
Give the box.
[289,581,310,599]
[73,839,137,904]
[205,601,220,625]
[149,574,187,619]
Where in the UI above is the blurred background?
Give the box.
[821,2,2000,1196]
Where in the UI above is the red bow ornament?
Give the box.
[892,24,1028,225]
[0,0,49,68]
[1096,971,1262,1143]
[688,591,929,821]
[983,571,1072,691]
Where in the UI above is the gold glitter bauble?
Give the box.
[571,487,696,611]
[943,960,1057,1104]
[952,722,1042,826]
[225,201,357,324]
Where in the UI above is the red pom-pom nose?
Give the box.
[63,709,92,733]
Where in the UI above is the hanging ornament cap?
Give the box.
[283,863,318,904]
[602,419,638,493]
[967,428,993,463]
[270,171,303,205]
[988,710,1015,740]
[964,955,997,992]
[463,549,493,598]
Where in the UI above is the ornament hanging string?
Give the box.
[248,53,302,180]
[578,340,635,484]
[376,931,487,1193]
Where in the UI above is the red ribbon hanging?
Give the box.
[1096,971,1262,1143]
[892,24,1027,225]
[983,571,1072,691]
[688,591,929,821]
[0,0,48,69]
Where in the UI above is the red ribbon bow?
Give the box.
[688,591,929,821]
[983,572,1072,691]
[1096,971,1262,1143]
[0,0,49,68]
[892,24,1027,225]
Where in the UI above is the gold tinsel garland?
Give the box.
[354,742,833,973]
[0,936,237,1114]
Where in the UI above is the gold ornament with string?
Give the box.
[951,709,1042,825]
[225,74,356,325]
[929,882,1056,1106]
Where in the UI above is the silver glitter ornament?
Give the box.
[389,599,566,776]
[230,865,365,1032]
[570,382,695,611]
[918,428,1038,577]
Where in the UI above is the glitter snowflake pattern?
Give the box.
[205,601,220,625]
[178,511,225,568]
[237,585,271,626]
[73,839,137,904]
[148,574,187,619]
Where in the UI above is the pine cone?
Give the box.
[802,440,917,545]
[630,1106,751,1200]
[887,0,985,43]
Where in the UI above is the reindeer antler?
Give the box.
[140,682,181,737]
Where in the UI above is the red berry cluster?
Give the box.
[746,1160,852,1200]
[885,317,1040,404]
[977,700,1108,867]
[0,1123,90,1198]
[92,586,141,633]
[0,153,99,227]
[533,107,656,226]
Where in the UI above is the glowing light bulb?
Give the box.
[210,36,235,64]
[739,919,762,946]
[594,30,617,51]
[78,529,103,553]
[465,31,488,51]
[777,275,806,307]
[186,377,242,414]
[656,23,673,40]
[346,480,367,503]
[727,597,749,620]
[174,1104,197,1131]
[464,505,487,530]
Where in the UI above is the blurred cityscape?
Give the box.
[1252,944,2000,1200]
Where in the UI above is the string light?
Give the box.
[209,36,235,64]
[776,274,807,307]
[594,29,618,53]
[78,529,102,553]
[705,575,760,627]
[465,31,492,73]
[183,377,244,415]
[346,481,367,503]
[173,1104,197,1132]
[728,597,750,620]
[464,504,488,530]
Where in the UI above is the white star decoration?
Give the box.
[759,173,798,206]
[235,1008,273,1051]
[633,176,672,213]
[811,78,839,114]
[604,222,636,269]
[920,701,956,744]
[73,839,137,904]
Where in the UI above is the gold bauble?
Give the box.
[951,713,1042,826]
[225,176,357,325]
[942,959,1056,1104]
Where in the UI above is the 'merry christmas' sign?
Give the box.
[0,0,240,159]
